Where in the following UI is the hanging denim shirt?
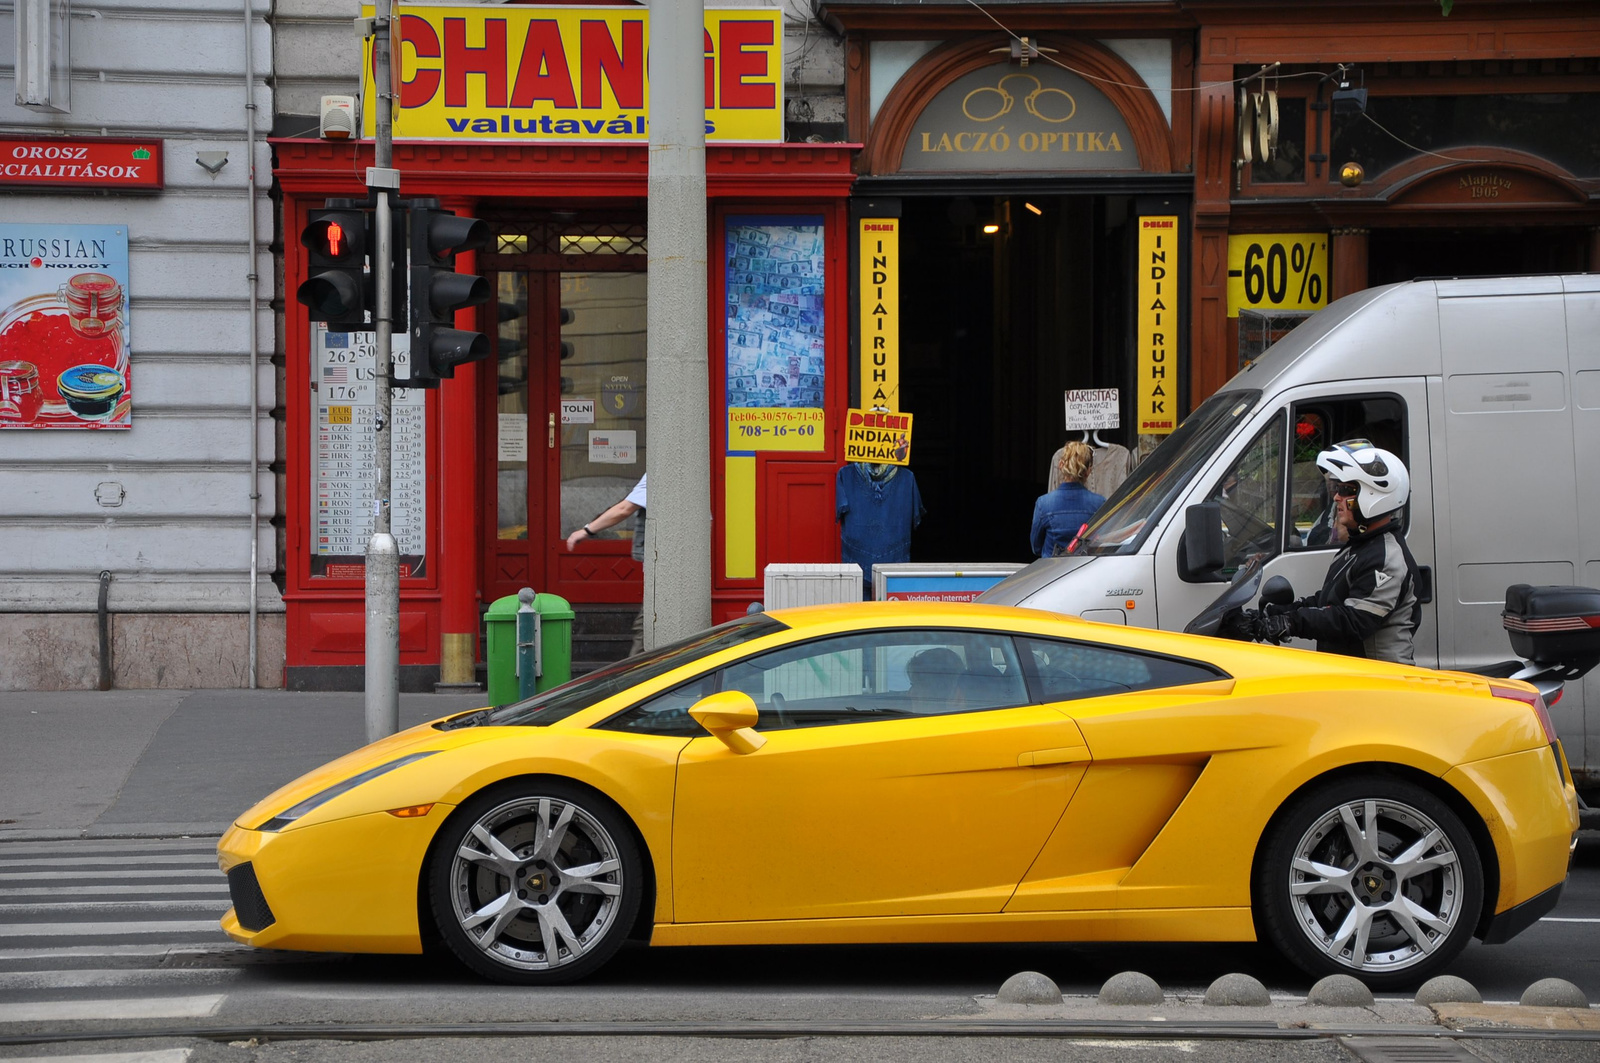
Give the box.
[1031,481,1106,557]
[837,464,924,580]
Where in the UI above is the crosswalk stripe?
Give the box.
[0,920,220,938]
[0,900,232,914]
[0,869,224,881]
[7,1051,192,1063]
[0,994,225,1022]
[0,839,217,855]
[0,942,246,960]
[0,967,243,988]
[0,855,217,869]
[1,884,230,898]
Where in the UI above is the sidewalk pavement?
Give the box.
[0,688,489,841]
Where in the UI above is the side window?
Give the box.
[717,630,1030,731]
[1018,637,1225,703]
[1209,410,1286,571]
[599,672,718,737]
[1287,396,1406,551]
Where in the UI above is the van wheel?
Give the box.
[1256,775,1483,990]
[429,780,642,985]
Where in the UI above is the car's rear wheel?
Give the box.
[1256,775,1483,990]
[428,780,642,984]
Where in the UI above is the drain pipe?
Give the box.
[97,570,113,691]
[243,0,261,688]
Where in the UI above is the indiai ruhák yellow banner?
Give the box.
[362,4,783,143]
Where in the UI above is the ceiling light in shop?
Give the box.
[982,224,1000,235]
[1024,202,1043,216]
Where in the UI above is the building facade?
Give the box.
[0,0,277,689]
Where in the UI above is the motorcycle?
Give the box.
[1183,557,1600,709]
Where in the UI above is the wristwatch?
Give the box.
[583,524,595,536]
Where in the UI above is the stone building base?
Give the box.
[0,613,286,690]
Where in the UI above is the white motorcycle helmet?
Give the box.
[1316,439,1409,519]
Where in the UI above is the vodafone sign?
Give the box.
[0,137,164,191]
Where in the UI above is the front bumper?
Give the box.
[217,803,452,954]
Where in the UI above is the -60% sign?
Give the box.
[1226,233,1329,316]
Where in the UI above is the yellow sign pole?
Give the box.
[1136,216,1178,435]
[858,218,899,412]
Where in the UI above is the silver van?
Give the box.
[980,275,1600,783]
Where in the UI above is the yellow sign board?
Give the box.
[858,219,899,411]
[1136,216,1178,435]
[844,408,913,465]
[1226,233,1329,317]
[363,5,783,143]
[728,407,825,452]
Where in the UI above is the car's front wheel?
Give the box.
[1256,775,1484,990]
[428,780,643,984]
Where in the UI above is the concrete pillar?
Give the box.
[1331,227,1370,301]
[644,0,711,649]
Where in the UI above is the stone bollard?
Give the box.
[1098,971,1164,1006]
[998,971,1062,1004]
[1521,978,1589,1008]
[1203,973,1271,1006]
[1306,973,1373,1007]
[1414,975,1481,1006]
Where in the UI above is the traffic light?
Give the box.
[403,206,492,386]
[297,208,370,330]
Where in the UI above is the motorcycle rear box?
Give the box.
[1502,584,1600,665]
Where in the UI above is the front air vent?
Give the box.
[227,862,276,932]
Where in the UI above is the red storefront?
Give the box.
[275,140,857,689]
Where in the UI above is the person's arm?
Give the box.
[1287,535,1412,647]
[566,498,641,550]
[1029,499,1048,557]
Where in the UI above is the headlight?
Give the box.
[254,751,440,831]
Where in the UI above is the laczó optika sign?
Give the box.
[0,137,163,191]
[363,4,783,142]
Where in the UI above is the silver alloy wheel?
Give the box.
[448,795,625,971]
[1288,797,1463,974]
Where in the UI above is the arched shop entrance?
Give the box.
[856,37,1187,561]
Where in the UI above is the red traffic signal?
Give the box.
[298,208,370,329]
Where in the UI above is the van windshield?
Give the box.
[1072,390,1261,556]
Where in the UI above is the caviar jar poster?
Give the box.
[0,224,131,429]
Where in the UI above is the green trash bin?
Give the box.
[485,590,575,705]
[522,589,574,696]
[483,592,523,707]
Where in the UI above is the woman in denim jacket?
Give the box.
[1030,441,1106,557]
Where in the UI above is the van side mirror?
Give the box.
[1183,502,1225,578]
[1261,575,1295,608]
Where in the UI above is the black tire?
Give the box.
[428,779,643,985]
[1255,774,1484,991]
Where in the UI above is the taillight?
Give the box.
[1490,680,1557,743]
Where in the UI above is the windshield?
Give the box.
[1072,390,1261,556]
[440,613,790,729]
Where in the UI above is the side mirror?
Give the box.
[688,690,767,755]
[1261,575,1295,608]
[1184,502,1225,576]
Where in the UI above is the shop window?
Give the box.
[1249,96,1307,184]
[1331,93,1600,180]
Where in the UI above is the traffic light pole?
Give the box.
[365,0,400,742]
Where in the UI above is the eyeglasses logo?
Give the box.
[962,73,1076,124]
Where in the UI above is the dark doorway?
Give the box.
[896,194,1135,562]
[1368,226,1588,287]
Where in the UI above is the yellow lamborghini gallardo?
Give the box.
[218,602,1578,988]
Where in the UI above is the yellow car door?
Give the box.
[668,628,1090,924]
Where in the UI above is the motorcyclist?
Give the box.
[1251,440,1422,664]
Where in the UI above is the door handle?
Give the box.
[1018,745,1091,767]
[548,412,555,449]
